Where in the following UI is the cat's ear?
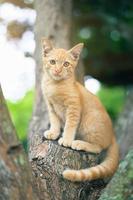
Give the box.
[41,38,53,56]
[69,43,84,60]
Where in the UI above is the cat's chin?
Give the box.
[52,76,63,81]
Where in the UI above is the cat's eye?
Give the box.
[50,59,56,65]
[63,61,70,67]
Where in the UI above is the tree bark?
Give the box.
[99,148,133,200]
[0,86,37,200]
[98,88,133,199]
[31,140,106,200]
[29,0,106,199]
[115,88,133,159]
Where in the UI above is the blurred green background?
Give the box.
[7,90,34,151]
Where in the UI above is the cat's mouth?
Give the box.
[53,72,61,77]
[50,72,63,80]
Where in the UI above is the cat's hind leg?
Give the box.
[71,140,102,153]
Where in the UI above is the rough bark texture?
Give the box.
[0,86,37,200]
[98,88,133,199]
[115,88,133,159]
[99,148,133,200]
[29,0,106,199]
[30,139,106,200]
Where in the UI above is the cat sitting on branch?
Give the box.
[41,38,119,182]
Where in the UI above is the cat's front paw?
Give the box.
[44,130,59,140]
[71,140,83,150]
[58,137,72,147]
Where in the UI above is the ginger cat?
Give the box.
[41,38,119,182]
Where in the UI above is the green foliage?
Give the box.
[7,90,34,151]
[97,85,126,121]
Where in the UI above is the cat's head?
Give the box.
[41,38,83,81]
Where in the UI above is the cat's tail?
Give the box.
[63,137,119,182]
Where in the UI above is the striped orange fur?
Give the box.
[41,38,119,182]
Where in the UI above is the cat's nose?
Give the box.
[54,68,61,74]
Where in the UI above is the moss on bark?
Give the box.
[99,149,133,200]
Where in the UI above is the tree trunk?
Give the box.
[29,0,106,199]
[115,88,133,159]
[0,86,37,200]
[29,0,84,144]
[99,148,133,200]
[29,0,72,143]
[99,88,133,199]
[31,140,106,200]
